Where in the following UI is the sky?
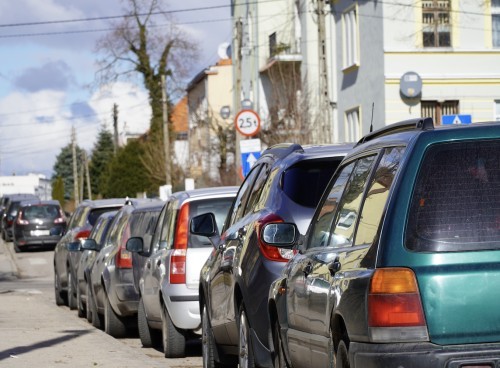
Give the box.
[0,0,232,178]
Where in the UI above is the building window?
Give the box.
[269,32,277,57]
[495,100,500,121]
[345,108,361,141]
[176,132,188,141]
[343,7,358,68]
[493,0,500,47]
[422,0,451,47]
[421,100,459,124]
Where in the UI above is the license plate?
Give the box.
[31,230,50,236]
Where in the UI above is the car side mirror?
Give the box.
[260,223,298,248]
[126,237,144,254]
[80,239,99,252]
[190,213,221,248]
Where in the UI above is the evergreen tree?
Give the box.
[52,176,65,208]
[89,126,115,197]
[52,144,85,200]
[102,139,155,198]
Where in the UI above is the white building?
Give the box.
[231,0,500,144]
[0,174,52,200]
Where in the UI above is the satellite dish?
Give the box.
[217,42,231,59]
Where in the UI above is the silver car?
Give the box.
[127,186,238,358]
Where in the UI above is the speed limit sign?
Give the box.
[234,109,261,137]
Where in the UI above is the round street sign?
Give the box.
[234,109,261,137]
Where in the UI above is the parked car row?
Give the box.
[192,118,500,368]
[9,117,500,368]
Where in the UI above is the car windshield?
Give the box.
[22,205,60,220]
[406,139,500,252]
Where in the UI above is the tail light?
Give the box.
[368,268,429,342]
[170,203,189,284]
[16,211,29,225]
[75,229,91,241]
[54,209,66,224]
[116,224,132,269]
[256,213,295,262]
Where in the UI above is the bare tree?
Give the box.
[259,59,317,147]
[94,0,199,185]
[188,109,236,187]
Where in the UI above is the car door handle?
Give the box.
[156,259,161,267]
[328,258,341,276]
[303,262,313,276]
[146,261,151,269]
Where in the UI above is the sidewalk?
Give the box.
[0,239,18,282]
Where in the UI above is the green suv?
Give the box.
[266,118,500,367]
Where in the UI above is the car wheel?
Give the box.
[138,297,160,348]
[238,305,255,368]
[85,282,93,323]
[54,271,65,306]
[67,268,77,310]
[161,302,185,358]
[272,319,288,368]
[104,292,127,338]
[335,340,350,368]
[76,280,85,318]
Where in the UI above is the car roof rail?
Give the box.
[356,117,434,146]
[263,143,304,159]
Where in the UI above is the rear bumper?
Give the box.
[15,236,61,246]
[350,341,500,368]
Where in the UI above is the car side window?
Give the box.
[244,164,270,215]
[329,155,378,248]
[308,162,355,249]
[227,165,262,227]
[354,147,405,247]
[150,204,168,253]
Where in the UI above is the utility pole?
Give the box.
[71,126,79,207]
[317,0,332,143]
[84,151,92,200]
[161,74,171,188]
[113,103,119,153]
[79,157,84,203]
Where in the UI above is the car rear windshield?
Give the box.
[189,197,234,248]
[406,140,500,252]
[88,206,123,226]
[282,158,342,208]
[22,205,60,220]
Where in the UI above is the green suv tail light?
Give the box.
[368,268,429,342]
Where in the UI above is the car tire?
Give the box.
[238,305,255,368]
[76,280,85,318]
[104,292,127,338]
[85,282,93,323]
[335,340,350,368]
[67,268,77,310]
[272,319,288,368]
[54,271,65,306]
[161,302,185,358]
[138,297,160,348]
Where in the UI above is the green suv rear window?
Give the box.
[406,140,500,252]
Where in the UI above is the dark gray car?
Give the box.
[191,143,353,368]
[89,199,163,337]
[1,194,40,241]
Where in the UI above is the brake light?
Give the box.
[16,211,29,225]
[170,203,190,284]
[256,213,295,262]
[116,246,132,268]
[75,229,91,241]
[368,268,429,342]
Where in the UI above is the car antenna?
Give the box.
[369,102,374,133]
